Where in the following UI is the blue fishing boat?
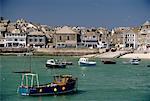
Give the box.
[18,73,78,96]
[78,57,96,66]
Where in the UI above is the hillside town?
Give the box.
[0,17,150,55]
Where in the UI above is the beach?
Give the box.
[82,50,150,59]
[120,53,150,59]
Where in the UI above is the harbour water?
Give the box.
[0,56,150,101]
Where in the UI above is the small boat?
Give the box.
[78,57,96,66]
[18,73,78,96]
[133,57,141,61]
[101,59,116,64]
[46,59,66,68]
[147,65,150,67]
[130,58,140,65]
[62,61,73,65]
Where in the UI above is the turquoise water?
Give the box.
[0,56,150,101]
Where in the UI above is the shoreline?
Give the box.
[0,48,150,59]
[120,53,150,59]
[1,52,150,59]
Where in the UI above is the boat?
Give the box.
[147,65,150,67]
[46,59,66,68]
[78,57,96,66]
[18,73,78,96]
[130,58,140,65]
[62,61,73,65]
[101,59,116,64]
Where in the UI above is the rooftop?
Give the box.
[143,21,150,26]
[56,26,77,34]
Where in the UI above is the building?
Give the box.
[111,27,130,48]
[123,29,138,49]
[5,32,27,48]
[27,31,46,48]
[80,28,111,48]
[54,26,78,48]
[137,21,150,51]
[0,35,6,47]
[80,30,99,48]
[97,28,111,48]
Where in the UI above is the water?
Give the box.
[0,56,150,101]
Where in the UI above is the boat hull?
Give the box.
[18,82,77,96]
[46,64,66,68]
[78,62,96,66]
[103,61,116,64]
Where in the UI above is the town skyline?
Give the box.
[1,0,150,29]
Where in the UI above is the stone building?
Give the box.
[27,31,46,48]
[137,21,150,51]
[54,26,78,48]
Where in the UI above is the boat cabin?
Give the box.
[20,73,39,88]
[78,57,89,62]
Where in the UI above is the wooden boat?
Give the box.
[101,59,116,64]
[46,59,66,68]
[18,73,78,96]
[78,57,96,66]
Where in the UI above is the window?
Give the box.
[14,39,17,41]
[29,39,32,42]
[67,36,70,40]
[59,36,62,40]
[35,39,37,42]
[93,36,96,38]
[39,39,42,42]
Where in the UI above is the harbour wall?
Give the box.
[34,48,100,56]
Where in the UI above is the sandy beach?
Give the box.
[120,53,150,59]
[82,51,150,59]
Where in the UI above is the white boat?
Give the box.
[46,59,66,68]
[78,58,96,66]
[130,58,140,65]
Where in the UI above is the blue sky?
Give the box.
[1,0,150,29]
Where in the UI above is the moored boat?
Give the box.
[62,61,73,65]
[130,58,140,65]
[101,58,116,64]
[46,59,66,68]
[78,57,96,66]
[18,73,78,96]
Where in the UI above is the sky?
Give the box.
[1,0,150,29]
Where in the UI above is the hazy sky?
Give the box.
[1,0,150,29]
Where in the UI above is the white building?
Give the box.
[5,32,27,48]
[123,30,138,49]
[0,35,6,47]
